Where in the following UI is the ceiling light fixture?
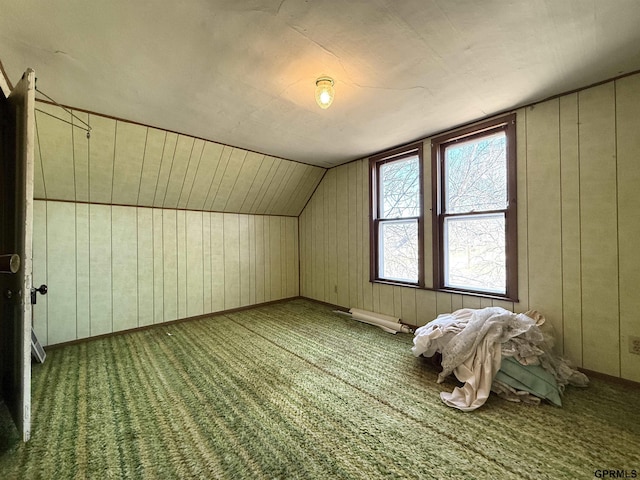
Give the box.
[315,76,335,109]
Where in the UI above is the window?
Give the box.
[431,114,517,299]
[370,143,424,286]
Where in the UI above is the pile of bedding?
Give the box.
[412,307,589,411]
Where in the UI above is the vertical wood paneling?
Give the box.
[111,206,138,331]
[336,165,349,307]
[32,201,48,344]
[213,149,248,212]
[46,202,77,344]
[178,139,205,209]
[526,100,564,345]
[75,203,90,339]
[254,216,265,304]
[152,208,164,323]
[615,75,640,382]
[163,136,195,208]
[186,211,204,317]
[222,151,255,213]
[88,115,116,204]
[248,216,257,304]
[210,212,225,312]
[187,142,224,210]
[35,104,75,201]
[153,132,178,207]
[559,93,583,364]
[515,108,529,313]
[89,204,112,336]
[355,160,364,310]
[239,215,251,307]
[223,214,240,309]
[287,216,299,297]
[415,289,436,326]
[138,129,167,206]
[578,83,619,376]
[202,212,212,313]
[348,163,358,308]
[252,158,282,214]
[137,208,154,327]
[176,210,187,319]
[72,110,90,202]
[112,121,147,205]
[269,216,283,300]
[162,209,178,322]
[239,153,267,213]
[204,146,233,210]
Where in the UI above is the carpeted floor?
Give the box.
[1,299,639,479]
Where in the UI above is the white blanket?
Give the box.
[412,307,540,411]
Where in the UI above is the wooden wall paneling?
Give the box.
[32,201,48,344]
[615,75,640,382]
[371,283,380,314]
[525,99,564,349]
[162,209,178,322]
[450,294,463,311]
[163,136,195,208]
[238,153,267,214]
[88,114,116,204]
[137,128,167,207]
[492,299,515,311]
[36,103,75,201]
[46,202,77,344]
[186,141,224,210]
[479,298,493,309]
[111,121,147,206]
[355,160,364,310]
[33,115,46,198]
[461,296,482,309]
[289,216,300,297]
[111,206,139,331]
[239,215,251,306]
[210,213,225,312]
[137,208,154,327]
[393,286,403,319]
[286,165,318,217]
[72,110,89,202]
[245,156,276,214]
[75,203,90,339]
[279,216,288,299]
[211,148,247,212]
[325,169,338,305]
[274,163,306,216]
[400,287,417,325]
[152,208,164,323]
[177,139,205,209]
[204,146,233,211]
[248,216,257,304]
[254,158,286,215]
[176,210,187,319]
[254,215,265,304]
[152,132,178,208]
[89,204,112,336]
[225,151,262,213]
[263,214,272,301]
[264,160,295,215]
[223,214,241,309]
[269,216,283,300]
[578,83,619,376]
[559,93,583,364]
[202,212,212,312]
[515,108,529,312]
[435,292,452,316]
[377,284,395,317]
[415,289,437,326]
[186,210,204,317]
[336,165,349,307]
[298,211,306,297]
[348,162,358,308]
[313,185,325,301]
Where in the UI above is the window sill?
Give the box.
[371,280,518,303]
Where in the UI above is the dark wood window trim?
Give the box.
[369,142,425,287]
[431,114,518,301]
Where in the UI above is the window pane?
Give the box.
[444,131,507,214]
[380,156,419,218]
[379,220,418,283]
[444,214,505,293]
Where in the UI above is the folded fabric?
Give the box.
[494,356,562,407]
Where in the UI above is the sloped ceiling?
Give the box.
[34,102,324,216]
[3,1,640,167]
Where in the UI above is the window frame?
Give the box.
[369,142,425,287]
[431,114,518,300]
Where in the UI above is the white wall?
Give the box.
[32,200,299,346]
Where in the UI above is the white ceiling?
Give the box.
[3,0,640,168]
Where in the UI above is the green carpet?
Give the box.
[1,299,638,479]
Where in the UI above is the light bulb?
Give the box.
[315,76,335,109]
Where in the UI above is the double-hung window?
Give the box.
[431,114,517,299]
[370,143,424,286]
